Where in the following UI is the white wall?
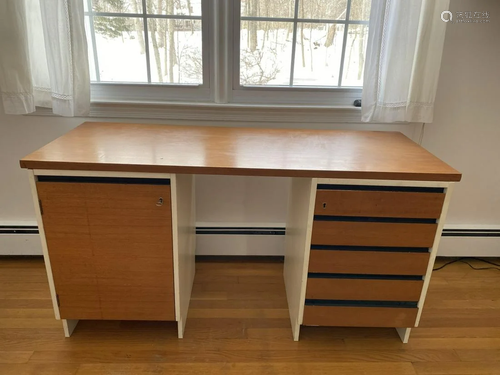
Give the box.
[422,0,500,227]
[1,0,498,255]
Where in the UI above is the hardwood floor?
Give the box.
[0,257,499,374]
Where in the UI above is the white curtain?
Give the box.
[0,0,90,117]
[361,0,450,123]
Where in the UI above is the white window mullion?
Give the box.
[85,0,101,82]
[289,0,300,86]
[213,0,232,103]
[337,0,353,87]
[141,0,152,83]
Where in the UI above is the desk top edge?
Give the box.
[20,122,462,182]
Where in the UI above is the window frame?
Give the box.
[229,0,367,106]
[83,0,366,112]
[84,0,214,103]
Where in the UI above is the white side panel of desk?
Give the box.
[284,178,317,341]
[28,170,61,321]
[171,174,196,338]
[62,319,79,337]
[415,183,454,326]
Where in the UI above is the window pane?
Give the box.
[91,0,143,14]
[94,16,148,82]
[350,0,371,20]
[341,24,368,87]
[241,0,295,19]
[293,23,344,86]
[148,19,203,84]
[146,0,201,16]
[299,0,347,20]
[240,21,292,86]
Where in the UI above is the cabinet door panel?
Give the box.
[37,183,99,319]
[90,226,172,258]
[37,180,175,321]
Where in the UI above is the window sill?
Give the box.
[32,101,363,123]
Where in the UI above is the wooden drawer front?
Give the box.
[311,220,437,248]
[37,177,175,321]
[303,305,418,327]
[315,187,445,219]
[308,250,430,275]
[305,278,423,301]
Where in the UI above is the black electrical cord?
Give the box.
[433,257,500,271]
[433,257,462,271]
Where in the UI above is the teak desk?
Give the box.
[20,122,461,342]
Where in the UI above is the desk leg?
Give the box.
[62,319,79,337]
[171,174,196,339]
[396,327,411,343]
[284,178,317,341]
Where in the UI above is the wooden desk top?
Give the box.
[20,122,461,182]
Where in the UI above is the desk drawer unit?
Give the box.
[303,183,446,331]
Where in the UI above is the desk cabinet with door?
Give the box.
[21,122,460,341]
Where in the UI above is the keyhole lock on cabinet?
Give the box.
[322,202,327,209]
[156,197,164,206]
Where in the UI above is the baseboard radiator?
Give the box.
[1,224,499,257]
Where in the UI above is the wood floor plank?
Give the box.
[187,308,289,319]
[76,362,417,375]
[345,338,500,350]
[0,258,45,268]
[419,308,500,327]
[185,317,292,329]
[189,299,288,309]
[0,274,48,283]
[0,283,50,291]
[0,318,62,329]
[0,363,79,375]
[0,309,54,318]
[0,290,51,299]
[192,282,285,293]
[190,291,228,300]
[411,327,500,339]
[412,361,500,374]
[423,300,500,309]
[455,349,500,362]
[238,276,285,284]
[28,349,458,363]
[195,268,280,277]
[0,351,33,364]
[193,275,238,284]
[0,299,53,309]
[248,327,402,340]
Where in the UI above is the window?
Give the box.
[238,0,370,87]
[84,0,210,102]
[84,0,370,107]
